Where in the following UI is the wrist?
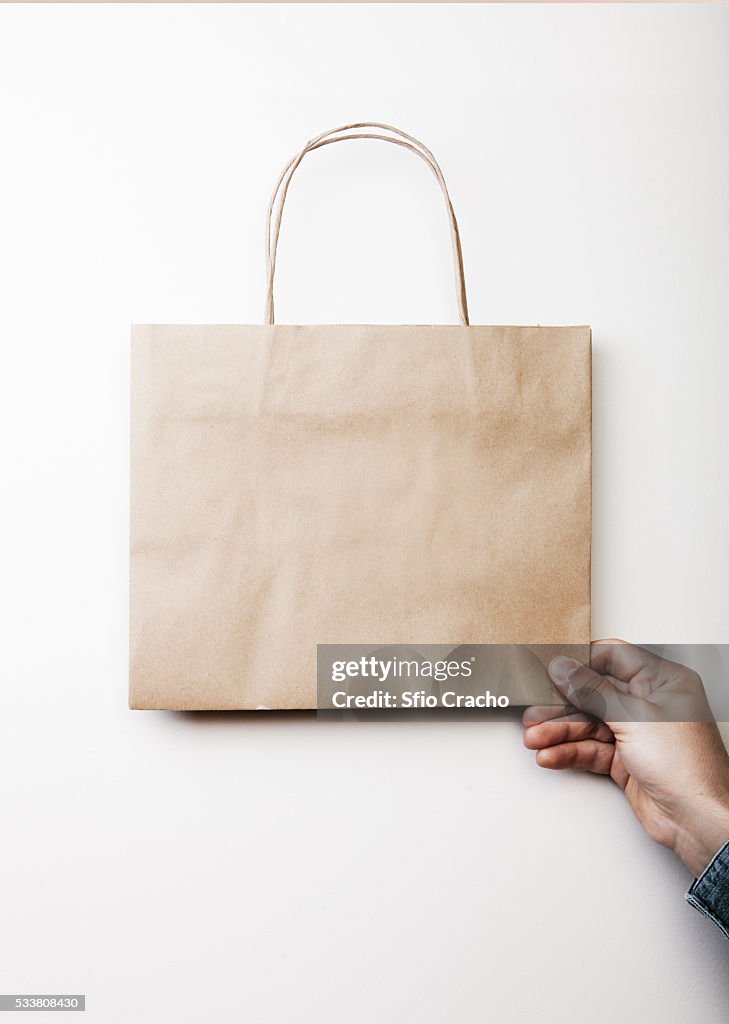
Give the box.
[673,795,729,878]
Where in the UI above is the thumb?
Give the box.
[547,655,632,725]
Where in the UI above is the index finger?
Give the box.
[522,703,575,726]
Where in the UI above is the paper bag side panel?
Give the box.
[129,325,591,710]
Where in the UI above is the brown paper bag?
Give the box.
[130,123,591,710]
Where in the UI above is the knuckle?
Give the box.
[682,667,703,691]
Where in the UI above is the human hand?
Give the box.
[523,641,729,877]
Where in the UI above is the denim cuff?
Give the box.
[686,838,729,939]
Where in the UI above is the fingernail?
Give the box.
[549,656,580,682]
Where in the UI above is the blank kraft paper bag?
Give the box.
[130,122,591,710]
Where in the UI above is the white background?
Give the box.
[1,4,729,1022]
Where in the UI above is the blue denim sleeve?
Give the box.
[686,839,729,939]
